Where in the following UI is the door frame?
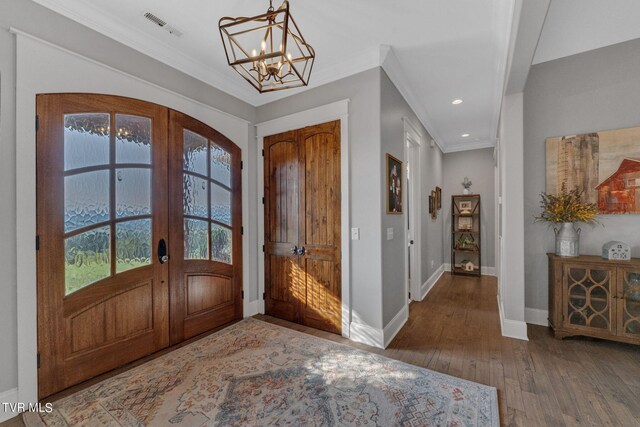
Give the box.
[403,117,423,301]
[14,29,251,406]
[256,100,351,338]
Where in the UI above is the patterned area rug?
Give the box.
[25,318,499,426]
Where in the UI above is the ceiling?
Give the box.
[533,0,640,65]
[32,0,517,152]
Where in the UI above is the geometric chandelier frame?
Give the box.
[219,0,315,93]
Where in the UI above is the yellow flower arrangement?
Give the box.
[535,185,600,224]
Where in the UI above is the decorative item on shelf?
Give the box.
[459,200,472,215]
[455,235,477,251]
[435,187,442,210]
[219,0,315,93]
[430,190,438,219]
[461,260,475,272]
[602,241,631,260]
[535,184,600,257]
[386,154,403,214]
[458,216,473,230]
[462,177,472,194]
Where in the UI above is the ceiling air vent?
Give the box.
[143,11,183,37]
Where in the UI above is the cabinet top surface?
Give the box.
[547,253,640,267]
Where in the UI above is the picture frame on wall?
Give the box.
[430,190,438,219]
[436,186,442,210]
[428,194,434,214]
[386,153,403,214]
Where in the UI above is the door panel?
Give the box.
[37,94,169,398]
[168,111,242,344]
[264,121,341,334]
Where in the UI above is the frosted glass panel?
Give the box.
[65,226,110,295]
[64,113,110,171]
[183,174,208,218]
[65,171,110,232]
[211,183,231,225]
[184,219,209,260]
[211,143,231,187]
[184,130,208,175]
[211,224,232,264]
[116,219,152,273]
[115,114,152,164]
[116,168,151,218]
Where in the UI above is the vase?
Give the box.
[554,222,581,257]
[463,188,470,195]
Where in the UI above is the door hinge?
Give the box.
[241,290,245,299]
[263,292,266,300]
[262,245,265,252]
[36,235,40,250]
[262,197,265,204]
[37,352,41,369]
[241,160,244,170]
[241,226,244,235]
[261,149,264,156]
[35,115,39,131]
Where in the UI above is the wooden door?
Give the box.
[264,121,341,334]
[36,94,169,398]
[168,110,243,344]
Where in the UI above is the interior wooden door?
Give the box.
[168,110,243,344]
[36,94,170,398]
[264,121,341,334]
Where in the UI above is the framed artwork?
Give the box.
[458,216,473,230]
[386,153,403,214]
[546,126,640,214]
[430,190,437,219]
[435,186,442,210]
[459,200,472,214]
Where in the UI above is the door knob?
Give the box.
[297,246,306,255]
[291,245,299,255]
[158,239,169,264]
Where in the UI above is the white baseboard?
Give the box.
[420,265,445,300]
[349,321,384,349]
[525,307,549,326]
[383,305,408,348]
[0,388,19,423]
[497,295,529,341]
[443,263,496,276]
[243,300,260,318]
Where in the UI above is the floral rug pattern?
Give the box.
[25,318,499,426]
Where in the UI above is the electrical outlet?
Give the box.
[351,227,360,240]
[387,228,394,240]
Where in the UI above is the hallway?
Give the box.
[258,273,640,426]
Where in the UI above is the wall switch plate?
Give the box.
[387,228,394,240]
[351,227,360,240]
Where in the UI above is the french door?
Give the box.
[264,120,342,334]
[36,94,242,398]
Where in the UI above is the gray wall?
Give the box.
[442,148,496,269]
[0,0,256,394]
[524,38,640,310]
[256,68,384,329]
[380,70,443,325]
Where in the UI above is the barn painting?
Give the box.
[546,126,640,215]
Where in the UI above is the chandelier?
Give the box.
[218,0,315,93]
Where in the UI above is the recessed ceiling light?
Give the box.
[452,99,463,105]
[461,133,470,137]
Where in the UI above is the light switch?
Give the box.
[387,227,394,240]
[351,227,360,240]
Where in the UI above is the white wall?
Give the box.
[442,148,496,270]
[524,38,640,312]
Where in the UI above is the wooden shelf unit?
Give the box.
[451,194,481,277]
[548,254,640,345]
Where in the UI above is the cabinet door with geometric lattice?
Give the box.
[563,264,616,336]
[616,268,640,339]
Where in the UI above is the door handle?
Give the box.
[291,245,299,255]
[158,239,169,264]
[297,246,306,256]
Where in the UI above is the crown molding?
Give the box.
[30,0,262,104]
[443,139,496,154]
[379,46,445,152]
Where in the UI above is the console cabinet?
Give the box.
[548,254,640,345]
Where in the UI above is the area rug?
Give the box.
[25,318,499,426]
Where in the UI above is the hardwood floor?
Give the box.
[3,272,639,426]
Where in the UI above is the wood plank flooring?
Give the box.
[3,272,639,426]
